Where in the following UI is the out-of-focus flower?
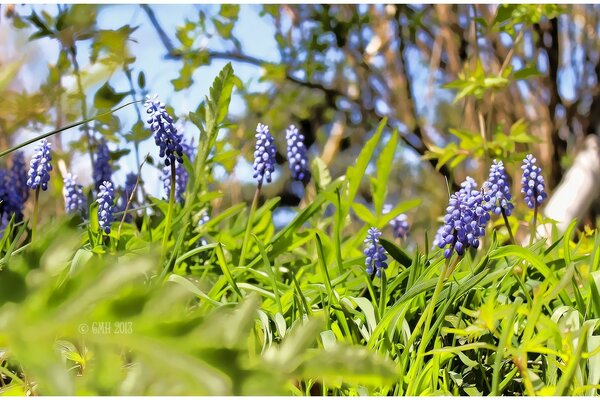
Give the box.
[285,124,309,182]
[63,173,87,216]
[93,139,112,190]
[11,151,29,204]
[383,203,409,240]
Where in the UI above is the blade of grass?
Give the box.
[0,100,142,158]
[492,297,522,395]
[253,234,282,315]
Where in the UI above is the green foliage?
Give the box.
[424,119,540,171]
[443,60,511,103]
[1,5,599,397]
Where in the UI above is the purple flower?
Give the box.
[93,139,112,190]
[383,204,410,240]
[115,173,138,223]
[521,154,547,209]
[285,124,309,182]
[0,169,22,220]
[252,123,276,184]
[390,214,410,240]
[63,173,87,216]
[97,181,115,234]
[364,227,388,277]
[484,160,514,216]
[435,177,490,258]
[123,172,138,205]
[11,151,29,204]
[145,95,183,167]
[27,139,53,191]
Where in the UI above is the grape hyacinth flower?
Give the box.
[26,139,52,191]
[11,151,29,204]
[162,140,194,203]
[521,154,547,244]
[63,173,87,216]
[484,160,515,243]
[0,169,22,220]
[390,214,410,240]
[241,123,277,265]
[285,124,309,182]
[199,209,210,226]
[364,227,388,277]
[144,95,183,167]
[97,181,115,234]
[383,204,410,240]
[484,160,514,216]
[93,139,112,190]
[521,154,547,209]
[252,123,277,184]
[0,213,9,238]
[116,173,139,223]
[436,177,490,259]
[124,172,138,204]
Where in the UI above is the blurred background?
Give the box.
[1,4,599,243]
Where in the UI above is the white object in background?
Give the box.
[540,135,600,236]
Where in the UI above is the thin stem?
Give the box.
[358,270,376,299]
[159,162,177,274]
[501,208,515,244]
[31,187,40,242]
[478,109,488,149]
[0,101,142,159]
[239,182,262,266]
[530,204,538,246]
[379,270,387,319]
[406,257,452,395]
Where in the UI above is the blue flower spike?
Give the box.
[364,227,388,277]
[26,139,53,191]
[435,177,490,259]
[145,95,184,167]
[97,181,115,234]
[484,160,514,216]
[521,154,547,209]
[252,123,277,185]
[93,138,112,190]
[63,173,87,216]
[285,124,309,183]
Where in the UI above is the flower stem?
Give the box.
[239,182,262,266]
[31,187,40,242]
[159,163,176,278]
[378,270,387,319]
[529,203,538,246]
[501,208,515,244]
